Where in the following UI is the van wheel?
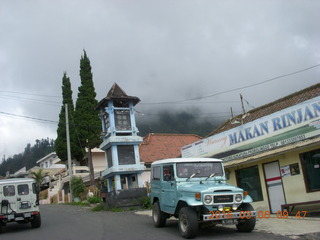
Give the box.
[31,213,41,228]
[152,202,167,227]
[236,203,256,232]
[178,207,198,239]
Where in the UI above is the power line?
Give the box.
[135,110,241,117]
[0,90,60,98]
[140,63,320,105]
[0,111,58,124]
[0,94,61,106]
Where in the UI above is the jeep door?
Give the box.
[17,183,33,212]
[160,165,176,213]
[2,184,18,212]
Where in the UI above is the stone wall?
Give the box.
[105,188,147,208]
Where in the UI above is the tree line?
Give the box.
[0,138,55,177]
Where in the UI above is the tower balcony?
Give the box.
[100,135,143,150]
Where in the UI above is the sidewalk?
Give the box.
[135,210,320,238]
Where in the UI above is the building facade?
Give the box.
[182,83,320,213]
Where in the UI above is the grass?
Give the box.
[65,201,90,207]
[91,203,125,212]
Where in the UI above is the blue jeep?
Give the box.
[150,158,256,238]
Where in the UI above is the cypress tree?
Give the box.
[74,50,101,185]
[55,72,81,162]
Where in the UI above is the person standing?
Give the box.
[100,181,107,203]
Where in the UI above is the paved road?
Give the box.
[0,205,312,240]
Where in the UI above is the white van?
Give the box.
[0,178,41,233]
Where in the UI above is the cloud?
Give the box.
[0,0,319,157]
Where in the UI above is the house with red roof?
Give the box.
[139,133,202,185]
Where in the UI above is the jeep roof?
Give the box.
[0,178,35,185]
[151,158,222,166]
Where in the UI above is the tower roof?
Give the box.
[96,83,140,109]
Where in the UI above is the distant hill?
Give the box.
[0,138,55,177]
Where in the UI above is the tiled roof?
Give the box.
[208,83,320,136]
[96,83,140,109]
[139,133,203,163]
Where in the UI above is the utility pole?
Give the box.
[65,104,73,202]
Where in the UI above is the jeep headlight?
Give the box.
[235,194,242,202]
[204,195,212,204]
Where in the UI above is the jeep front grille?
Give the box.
[213,195,233,203]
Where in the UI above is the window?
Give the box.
[106,147,113,168]
[32,183,37,194]
[152,166,161,180]
[163,165,174,181]
[3,185,15,196]
[236,165,263,201]
[300,148,320,192]
[118,145,135,165]
[176,162,223,178]
[18,184,29,195]
[115,110,131,131]
[103,112,110,131]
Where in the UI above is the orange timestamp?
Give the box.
[209,210,308,219]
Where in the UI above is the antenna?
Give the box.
[240,94,246,114]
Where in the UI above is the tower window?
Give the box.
[118,145,135,165]
[115,110,131,131]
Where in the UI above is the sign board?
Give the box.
[182,96,320,161]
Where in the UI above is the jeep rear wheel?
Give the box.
[178,207,198,239]
[236,203,256,232]
[152,202,167,227]
[30,213,41,228]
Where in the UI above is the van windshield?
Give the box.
[176,162,223,178]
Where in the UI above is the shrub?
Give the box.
[87,196,101,204]
[141,196,152,209]
[71,176,86,199]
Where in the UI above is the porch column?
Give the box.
[114,174,121,190]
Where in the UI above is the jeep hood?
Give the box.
[177,182,243,193]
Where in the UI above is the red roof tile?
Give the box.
[139,133,203,163]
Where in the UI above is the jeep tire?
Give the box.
[236,203,256,232]
[30,213,41,228]
[152,201,167,227]
[178,207,198,239]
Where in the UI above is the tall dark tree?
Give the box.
[55,72,81,162]
[74,51,101,185]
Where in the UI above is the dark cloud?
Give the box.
[0,0,319,158]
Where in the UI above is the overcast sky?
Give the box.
[0,0,319,160]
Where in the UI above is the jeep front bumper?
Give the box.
[203,210,257,221]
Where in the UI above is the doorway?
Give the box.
[263,161,286,213]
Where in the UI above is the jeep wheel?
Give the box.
[236,203,256,232]
[31,213,41,228]
[178,207,198,239]
[152,202,166,227]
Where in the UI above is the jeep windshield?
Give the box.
[176,162,223,178]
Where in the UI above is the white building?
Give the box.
[36,152,65,169]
